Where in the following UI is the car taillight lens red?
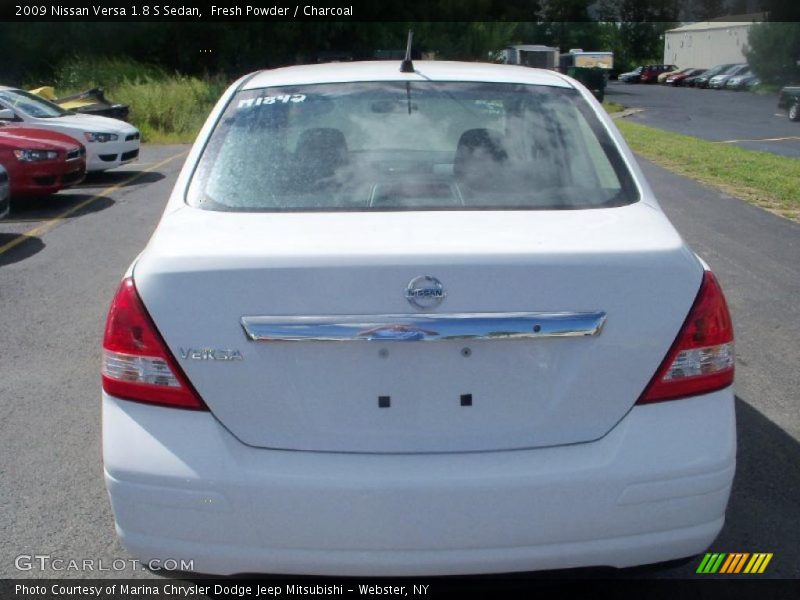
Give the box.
[102,277,207,410]
[638,271,734,404]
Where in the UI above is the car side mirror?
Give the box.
[0,108,16,120]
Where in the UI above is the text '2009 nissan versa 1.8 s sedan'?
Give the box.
[101,60,736,576]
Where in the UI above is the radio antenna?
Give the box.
[400,30,414,73]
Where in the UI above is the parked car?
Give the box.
[0,125,86,196]
[618,66,643,83]
[682,72,706,87]
[691,64,736,88]
[778,86,800,121]
[639,64,677,83]
[666,67,706,86]
[709,64,749,89]
[0,164,9,219]
[657,67,688,83]
[0,87,139,172]
[102,60,736,576]
[745,77,761,90]
[725,72,760,90]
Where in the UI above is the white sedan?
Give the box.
[0,87,140,172]
[101,60,735,576]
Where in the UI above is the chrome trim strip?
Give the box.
[241,312,606,342]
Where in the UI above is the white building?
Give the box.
[663,14,764,69]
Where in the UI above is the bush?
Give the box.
[113,75,226,143]
[53,56,169,90]
[746,23,800,86]
[44,56,227,143]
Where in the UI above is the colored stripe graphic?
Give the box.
[744,553,774,574]
[696,553,713,573]
[744,554,760,573]
[699,552,773,574]
[758,554,773,573]
[710,553,726,573]
[733,553,750,573]
[719,554,735,573]
[720,553,749,573]
[720,553,736,573]
[697,553,726,573]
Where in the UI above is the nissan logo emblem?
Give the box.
[405,276,445,309]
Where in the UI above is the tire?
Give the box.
[790,101,800,122]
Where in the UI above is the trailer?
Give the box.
[501,45,560,70]
[561,50,614,70]
[559,50,614,102]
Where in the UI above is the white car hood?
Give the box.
[32,112,136,134]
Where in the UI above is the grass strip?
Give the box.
[615,119,800,222]
[602,100,625,113]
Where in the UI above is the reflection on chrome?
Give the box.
[241,312,606,342]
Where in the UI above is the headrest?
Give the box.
[295,127,348,169]
[454,128,508,188]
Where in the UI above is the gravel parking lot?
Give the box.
[607,81,800,158]
[0,145,798,580]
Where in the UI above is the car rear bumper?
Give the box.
[103,389,736,576]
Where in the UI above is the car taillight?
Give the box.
[638,271,734,404]
[102,277,207,410]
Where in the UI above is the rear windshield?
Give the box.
[187,81,638,212]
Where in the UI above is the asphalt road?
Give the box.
[606,81,800,157]
[0,145,798,581]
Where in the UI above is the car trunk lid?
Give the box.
[133,203,702,453]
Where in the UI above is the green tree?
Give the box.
[691,0,725,20]
[594,0,680,73]
[745,22,800,85]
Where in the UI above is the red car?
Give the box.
[639,64,677,83]
[0,125,86,197]
[666,68,706,86]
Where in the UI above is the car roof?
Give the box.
[242,61,575,90]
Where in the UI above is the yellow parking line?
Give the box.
[0,151,187,256]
